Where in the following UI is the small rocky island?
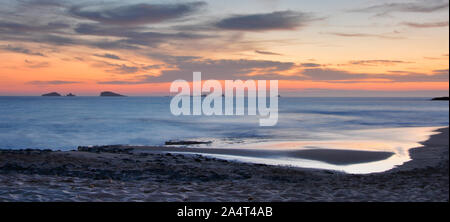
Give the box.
[100,91,125,97]
[431,97,449,101]
[66,93,76,97]
[41,92,61,97]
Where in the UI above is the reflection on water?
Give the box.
[190,126,442,174]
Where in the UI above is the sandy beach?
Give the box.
[0,127,448,202]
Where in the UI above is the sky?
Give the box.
[0,0,448,96]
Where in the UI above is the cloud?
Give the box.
[301,69,367,81]
[424,56,443,60]
[18,0,68,8]
[255,50,282,56]
[433,69,449,75]
[97,55,449,85]
[110,65,139,74]
[69,2,206,25]
[75,23,212,47]
[97,80,143,85]
[325,32,402,39]
[215,11,317,31]
[402,21,449,28]
[101,63,140,74]
[300,63,321,68]
[156,59,297,81]
[94,53,122,60]
[24,60,50,68]
[28,80,82,85]
[0,45,45,56]
[97,75,159,85]
[348,60,411,66]
[285,89,449,97]
[98,58,299,84]
[99,66,449,85]
[350,0,449,16]
[0,21,70,33]
[300,68,449,82]
[96,61,163,75]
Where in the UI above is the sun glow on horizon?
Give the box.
[0,0,448,96]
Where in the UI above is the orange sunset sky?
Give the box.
[0,0,448,96]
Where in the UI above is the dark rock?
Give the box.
[66,93,76,97]
[100,91,125,97]
[431,97,449,101]
[165,140,213,145]
[41,92,61,96]
[77,145,133,154]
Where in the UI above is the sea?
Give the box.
[0,96,448,173]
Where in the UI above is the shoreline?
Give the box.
[387,127,448,173]
[0,127,448,201]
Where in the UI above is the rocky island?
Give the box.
[41,92,61,97]
[100,91,125,97]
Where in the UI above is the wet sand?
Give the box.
[0,127,448,202]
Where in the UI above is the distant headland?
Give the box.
[431,97,449,101]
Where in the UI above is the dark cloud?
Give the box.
[301,68,449,82]
[96,61,163,75]
[1,32,131,51]
[402,21,449,28]
[28,80,82,85]
[94,53,122,60]
[146,54,202,64]
[18,0,68,8]
[105,63,140,74]
[98,58,298,84]
[0,21,78,47]
[215,11,316,31]
[89,39,140,50]
[255,50,282,56]
[69,2,206,25]
[350,0,449,16]
[75,23,212,47]
[0,21,70,33]
[98,55,449,85]
[433,69,449,75]
[0,2,210,50]
[0,45,45,56]
[156,59,296,80]
[37,34,76,45]
[300,63,321,68]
